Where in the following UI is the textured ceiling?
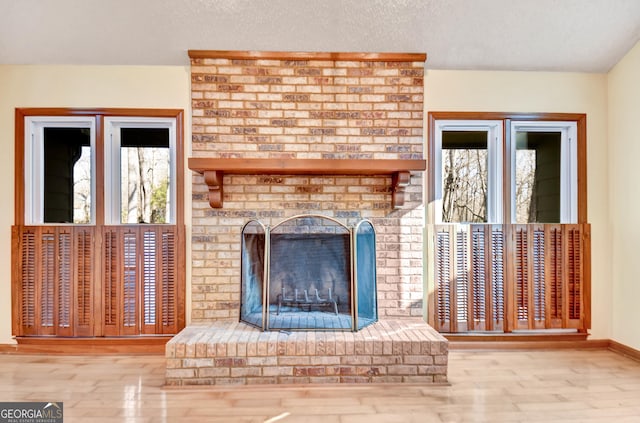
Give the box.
[1,0,639,72]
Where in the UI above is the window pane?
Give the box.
[43,128,91,223]
[120,128,170,224]
[515,131,561,223]
[441,131,488,223]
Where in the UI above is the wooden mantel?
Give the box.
[188,158,427,209]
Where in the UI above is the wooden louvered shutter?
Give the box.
[433,227,452,332]
[121,229,139,335]
[74,228,94,336]
[470,225,486,331]
[13,226,94,336]
[428,223,588,334]
[103,228,119,336]
[531,225,546,329]
[142,227,180,335]
[14,224,183,338]
[565,224,583,328]
[101,226,181,336]
[161,229,178,334]
[39,230,55,335]
[512,225,547,330]
[17,228,37,336]
[56,229,73,336]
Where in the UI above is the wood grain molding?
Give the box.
[3,337,637,357]
[609,339,640,362]
[448,337,640,362]
[188,157,426,209]
[0,337,170,355]
[188,50,427,62]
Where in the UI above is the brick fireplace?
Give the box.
[165,50,448,385]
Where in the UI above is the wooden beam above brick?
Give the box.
[188,158,426,209]
[188,50,427,62]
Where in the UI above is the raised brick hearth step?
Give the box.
[165,319,448,386]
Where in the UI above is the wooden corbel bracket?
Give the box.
[391,171,411,209]
[203,170,224,208]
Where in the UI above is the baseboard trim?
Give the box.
[449,339,609,350]
[608,339,640,362]
[445,332,588,343]
[2,336,639,359]
[0,337,171,355]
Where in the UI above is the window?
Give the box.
[433,120,503,223]
[24,117,96,224]
[510,121,577,223]
[104,117,177,224]
[23,115,178,225]
[429,113,585,224]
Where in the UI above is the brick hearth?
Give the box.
[166,319,448,386]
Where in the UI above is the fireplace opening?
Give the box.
[240,214,377,331]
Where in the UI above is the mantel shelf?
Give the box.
[188,158,426,209]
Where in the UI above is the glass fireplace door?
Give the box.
[355,220,377,330]
[240,220,267,329]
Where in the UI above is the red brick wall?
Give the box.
[189,52,425,322]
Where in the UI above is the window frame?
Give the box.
[104,116,178,225]
[509,120,578,224]
[23,116,97,225]
[15,108,185,228]
[433,119,504,224]
[428,112,587,225]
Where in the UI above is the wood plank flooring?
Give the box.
[1,349,639,422]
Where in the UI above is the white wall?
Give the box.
[608,40,640,351]
[424,69,611,340]
[0,65,191,344]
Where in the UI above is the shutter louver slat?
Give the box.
[122,232,137,329]
[455,228,469,331]
[532,228,545,325]
[491,228,505,329]
[40,233,55,330]
[103,229,118,334]
[549,227,563,324]
[143,230,157,327]
[21,230,37,332]
[58,232,72,330]
[471,228,486,329]
[515,227,529,324]
[76,229,93,331]
[567,227,581,321]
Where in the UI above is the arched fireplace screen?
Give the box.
[240,214,377,331]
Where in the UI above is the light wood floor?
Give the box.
[1,349,639,422]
